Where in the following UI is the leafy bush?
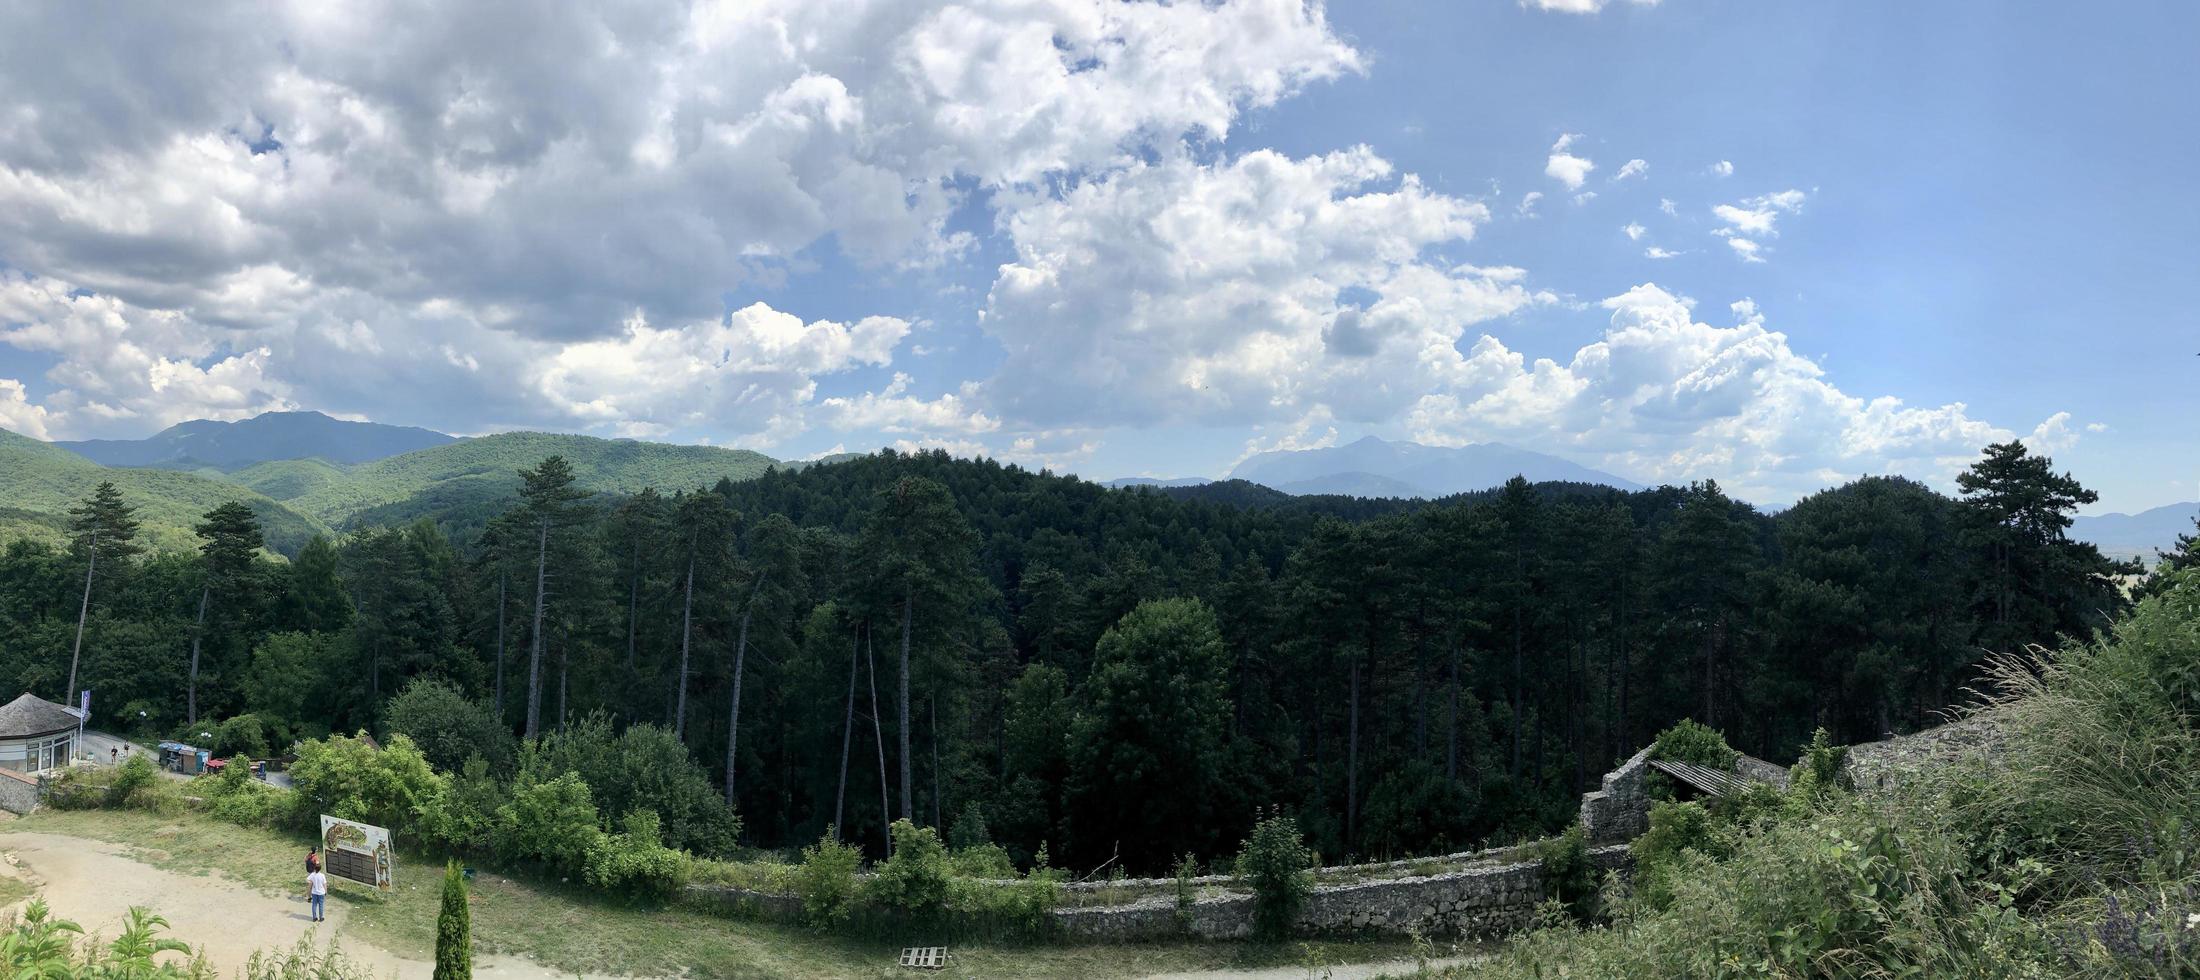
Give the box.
[949,801,990,850]
[583,809,690,901]
[1787,727,1850,802]
[946,842,1016,879]
[1649,718,1739,769]
[385,678,514,776]
[110,752,158,806]
[1174,852,1200,932]
[242,934,378,980]
[431,755,507,853]
[864,820,950,920]
[1534,823,1598,923]
[794,830,862,928]
[1359,761,1477,858]
[288,732,447,838]
[526,715,738,857]
[1234,812,1312,940]
[203,757,290,829]
[1628,800,1715,913]
[211,714,272,760]
[495,771,600,873]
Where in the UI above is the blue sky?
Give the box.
[0,1,2191,512]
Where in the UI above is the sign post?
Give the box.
[318,815,394,892]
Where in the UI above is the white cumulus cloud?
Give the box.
[1404,284,2077,502]
[1546,133,1597,190]
[981,145,1545,431]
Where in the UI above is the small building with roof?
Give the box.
[0,693,80,773]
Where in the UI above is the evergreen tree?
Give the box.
[2136,515,2200,601]
[1067,598,1233,868]
[514,456,590,740]
[188,502,263,724]
[1956,441,2124,652]
[857,476,982,826]
[64,480,141,705]
[279,535,353,634]
[434,860,471,980]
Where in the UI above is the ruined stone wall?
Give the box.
[1840,714,2005,793]
[1578,746,1654,844]
[1052,845,1631,941]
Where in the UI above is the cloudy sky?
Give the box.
[1,1,2192,512]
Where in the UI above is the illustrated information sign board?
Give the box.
[319,815,393,891]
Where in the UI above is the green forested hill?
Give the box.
[0,429,330,554]
[222,457,352,502]
[284,431,780,529]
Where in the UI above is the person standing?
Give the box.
[307,846,320,874]
[307,866,328,922]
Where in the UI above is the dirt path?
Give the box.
[0,831,611,979]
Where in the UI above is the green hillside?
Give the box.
[222,457,351,501]
[0,429,331,554]
[286,431,780,529]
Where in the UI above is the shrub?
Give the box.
[949,801,990,850]
[289,732,447,837]
[865,820,950,920]
[946,842,1016,879]
[1359,761,1477,858]
[110,752,157,806]
[1234,812,1312,940]
[1534,823,1598,923]
[386,678,514,776]
[431,755,507,853]
[242,934,378,980]
[794,830,862,928]
[495,771,601,873]
[583,810,690,901]
[204,758,290,829]
[1787,727,1850,802]
[1629,801,1715,913]
[212,714,272,760]
[1649,718,1739,769]
[526,715,738,857]
[1174,852,1200,932]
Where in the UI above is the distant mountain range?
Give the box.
[57,410,456,470]
[2071,502,2200,564]
[1100,477,1214,489]
[1228,436,1642,497]
[2,413,783,555]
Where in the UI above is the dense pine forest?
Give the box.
[1,440,2165,875]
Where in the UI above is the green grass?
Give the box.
[0,873,31,907]
[0,429,331,554]
[286,432,781,529]
[11,808,1418,979]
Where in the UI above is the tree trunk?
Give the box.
[626,544,641,669]
[898,589,914,824]
[1447,644,1460,782]
[494,573,507,722]
[674,543,695,738]
[867,628,891,855]
[524,520,549,740]
[930,698,942,831]
[558,643,569,733]
[834,627,858,841]
[187,585,209,725]
[725,572,767,806]
[66,531,95,704]
[1346,657,1359,849]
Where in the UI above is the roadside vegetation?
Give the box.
[1431,569,2200,977]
